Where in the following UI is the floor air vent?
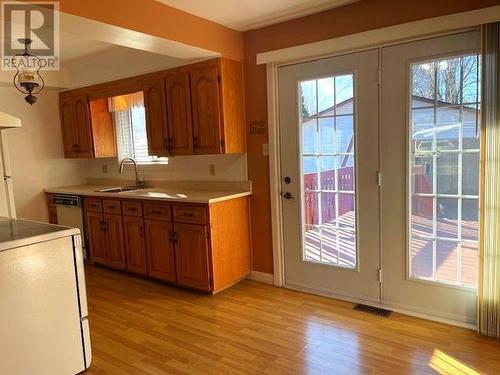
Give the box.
[353,304,392,317]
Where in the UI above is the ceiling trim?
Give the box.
[257,5,500,65]
[228,0,358,31]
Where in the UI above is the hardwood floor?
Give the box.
[84,265,500,374]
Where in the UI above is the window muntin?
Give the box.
[409,54,480,288]
[299,74,356,268]
[114,100,167,165]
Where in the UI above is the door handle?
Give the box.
[282,192,295,200]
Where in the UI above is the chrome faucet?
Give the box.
[118,157,145,187]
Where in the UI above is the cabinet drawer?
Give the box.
[122,200,143,217]
[84,198,102,212]
[173,204,207,225]
[144,202,172,221]
[103,199,121,215]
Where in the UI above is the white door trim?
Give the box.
[267,63,284,287]
[257,6,500,65]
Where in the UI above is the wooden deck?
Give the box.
[304,212,478,287]
[84,265,500,374]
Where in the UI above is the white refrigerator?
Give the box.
[0,111,22,218]
[0,219,91,374]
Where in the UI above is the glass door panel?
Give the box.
[300,75,356,268]
[409,54,481,289]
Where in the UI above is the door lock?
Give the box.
[284,176,291,184]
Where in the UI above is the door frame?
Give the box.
[265,21,489,329]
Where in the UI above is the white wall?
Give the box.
[62,48,197,89]
[0,86,87,221]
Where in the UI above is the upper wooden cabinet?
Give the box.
[143,58,245,156]
[143,79,169,157]
[165,72,193,155]
[60,57,245,158]
[188,58,246,155]
[59,94,116,159]
[190,66,222,154]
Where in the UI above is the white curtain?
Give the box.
[108,91,144,113]
[478,22,500,338]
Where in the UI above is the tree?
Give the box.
[301,93,310,118]
[412,56,478,104]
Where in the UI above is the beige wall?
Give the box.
[0,86,87,221]
[83,154,247,182]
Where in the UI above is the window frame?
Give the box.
[113,105,168,167]
[406,52,481,291]
[298,72,359,270]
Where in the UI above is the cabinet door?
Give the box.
[86,210,107,264]
[165,72,193,155]
[72,95,93,158]
[48,205,57,224]
[104,213,126,270]
[59,97,78,158]
[123,215,148,275]
[143,79,169,157]
[190,67,223,154]
[144,219,176,282]
[174,223,210,291]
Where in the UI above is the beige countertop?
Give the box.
[44,184,252,204]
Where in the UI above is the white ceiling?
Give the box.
[155,0,359,31]
[59,33,115,63]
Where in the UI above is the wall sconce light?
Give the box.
[11,38,45,105]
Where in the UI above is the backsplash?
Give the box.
[83,153,248,182]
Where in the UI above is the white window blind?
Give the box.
[114,104,167,165]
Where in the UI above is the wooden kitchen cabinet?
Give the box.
[86,210,107,264]
[189,58,245,155]
[85,199,126,270]
[165,72,193,155]
[45,193,57,224]
[190,66,222,154]
[104,213,126,270]
[143,78,169,157]
[81,195,251,293]
[123,215,148,275]
[173,223,210,291]
[59,95,116,159]
[144,219,177,282]
[60,57,245,158]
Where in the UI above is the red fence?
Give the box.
[303,167,354,225]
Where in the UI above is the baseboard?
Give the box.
[247,271,274,285]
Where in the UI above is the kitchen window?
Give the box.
[110,92,168,164]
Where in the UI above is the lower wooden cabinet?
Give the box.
[86,208,126,270]
[86,210,108,264]
[144,219,176,283]
[174,223,210,291]
[105,213,126,270]
[83,196,251,293]
[45,193,58,224]
[123,215,148,275]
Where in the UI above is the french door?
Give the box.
[278,30,481,325]
[278,49,381,303]
[381,30,480,324]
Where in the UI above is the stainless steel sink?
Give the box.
[95,186,143,193]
